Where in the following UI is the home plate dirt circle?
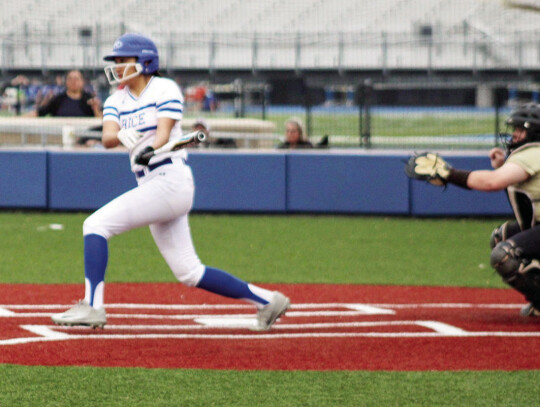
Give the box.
[0,283,538,370]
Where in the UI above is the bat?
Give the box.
[139,130,206,161]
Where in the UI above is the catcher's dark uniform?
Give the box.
[490,143,540,312]
[405,103,540,315]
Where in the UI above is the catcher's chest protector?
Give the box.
[507,187,535,230]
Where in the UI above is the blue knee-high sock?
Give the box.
[84,234,108,306]
[196,267,269,305]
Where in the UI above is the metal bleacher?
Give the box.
[0,0,538,70]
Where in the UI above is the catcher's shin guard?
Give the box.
[491,241,540,307]
[489,221,521,249]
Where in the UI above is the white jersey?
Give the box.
[56,33,281,325]
[103,76,187,173]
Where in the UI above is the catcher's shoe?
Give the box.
[51,300,107,328]
[519,303,540,317]
[252,291,290,331]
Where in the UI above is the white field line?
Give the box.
[1,301,538,346]
[0,325,71,346]
[370,303,524,309]
[0,302,525,310]
[47,320,464,332]
[0,302,525,319]
[0,306,15,316]
[415,321,468,335]
[3,321,435,346]
[0,303,395,319]
[1,304,254,310]
[1,311,388,319]
[102,310,389,319]
[1,324,539,346]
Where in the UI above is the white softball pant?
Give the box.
[83,157,205,286]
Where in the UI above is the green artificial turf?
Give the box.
[2,212,532,407]
[0,365,537,407]
[1,212,505,288]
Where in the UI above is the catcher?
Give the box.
[405,102,540,317]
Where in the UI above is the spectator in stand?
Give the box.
[202,89,218,112]
[0,75,30,114]
[193,118,236,149]
[28,70,102,118]
[277,117,313,149]
[35,74,65,110]
[192,118,210,138]
[26,77,43,110]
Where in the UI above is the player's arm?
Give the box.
[88,96,103,118]
[152,117,176,149]
[36,94,58,117]
[466,162,529,191]
[405,152,529,191]
[102,121,121,149]
[489,147,506,169]
[133,117,177,165]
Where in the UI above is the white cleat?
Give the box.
[252,291,290,331]
[51,300,107,329]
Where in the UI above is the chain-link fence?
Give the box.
[185,78,538,150]
[1,1,539,149]
[1,73,538,150]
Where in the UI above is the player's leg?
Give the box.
[490,225,540,315]
[81,184,186,308]
[149,215,290,330]
[505,226,540,315]
[489,220,521,248]
[52,169,193,326]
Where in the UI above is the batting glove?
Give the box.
[117,128,144,149]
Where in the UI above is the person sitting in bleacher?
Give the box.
[193,118,236,149]
[277,117,313,149]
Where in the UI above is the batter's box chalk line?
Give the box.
[0,302,539,345]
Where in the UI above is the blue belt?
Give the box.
[135,158,173,179]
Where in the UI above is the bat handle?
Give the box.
[139,149,156,162]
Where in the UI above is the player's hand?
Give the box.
[88,97,102,115]
[117,128,143,149]
[11,75,29,86]
[489,148,505,169]
[134,146,154,166]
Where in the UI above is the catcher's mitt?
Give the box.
[404,152,451,187]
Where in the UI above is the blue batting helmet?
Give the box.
[104,33,159,75]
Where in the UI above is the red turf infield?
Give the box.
[0,283,539,371]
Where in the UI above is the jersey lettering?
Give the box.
[121,112,146,129]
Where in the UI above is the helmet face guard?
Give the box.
[103,33,159,85]
[498,129,513,153]
[501,103,540,152]
[104,62,143,85]
[498,125,527,153]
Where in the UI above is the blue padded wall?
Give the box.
[0,151,47,208]
[1,150,515,216]
[188,152,287,212]
[286,153,410,214]
[48,151,136,211]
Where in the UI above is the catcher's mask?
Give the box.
[499,102,540,153]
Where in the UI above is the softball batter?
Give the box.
[52,33,290,330]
